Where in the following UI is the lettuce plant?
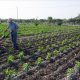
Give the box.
[35,57,43,65]
[3,69,16,80]
[53,50,59,57]
[66,68,75,80]
[18,51,24,60]
[75,61,80,68]
[74,61,80,73]
[22,63,30,72]
[7,55,14,64]
[46,53,51,60]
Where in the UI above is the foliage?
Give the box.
[22,63,30,72]
[75,61,80,69]
[7,55,14,64]
[66,68,74,76]
[34,19,39,26]
[53,50,59,57]
[38,46,44,52]
[0,23,80,37]
[46,53,51,60]
[3,69,16,80]
[59,46,68,52]
[18,51,24,60]
[48,17,53,23]
[35,57,43,65]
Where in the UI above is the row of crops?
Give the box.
[0,25,80,80]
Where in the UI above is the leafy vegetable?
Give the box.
[46,53,51,60]
[75,61,80,69]
[18,51,24,60]
[23,63,30,72]
[7,55,14,64]
[35,57,43,65]
[53,50,59,57]
[3,69,16,80]
[66,68,74,77]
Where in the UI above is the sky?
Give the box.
[0,0,80,19]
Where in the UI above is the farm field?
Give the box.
[0,23,80,37]
[0,23,80,80]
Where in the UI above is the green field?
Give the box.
[0,23,80,37]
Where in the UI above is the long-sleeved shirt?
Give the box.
[8,22,18,32]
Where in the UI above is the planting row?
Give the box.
[0,30,80,80]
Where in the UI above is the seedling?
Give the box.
[46,45,50,49]
[38,46,44,52]
[7,55,14,64]
[3,69,16,80]
[53,50,59,57]
[75,61,80,68]
[59,46,67,53]
[51,44,56,47]
[18,51,24,60]
[46,53,51,60]
[66,68,75,80]
[75,61,80,73]
[35,57,43,65]
[22,63,30,72]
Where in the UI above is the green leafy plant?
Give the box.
[27,41,32,47]
[53,50,59,57]
[3,69,16,80]
[18,51,24,60]
[46,45,50,49]
[66,68,74,77]
[7,55,14,64]
[46,53,51,60]
[61,39,67,45]
[51,44,56,47]
[35,57,43,65]
[59,46,68,52]
[75,61,80,69]
[38,46,44,52]
[22,63,30,72]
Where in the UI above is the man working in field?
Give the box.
[5,18,18,50]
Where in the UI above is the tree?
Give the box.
[56,19,63,26]
[48,17,53,23]
[34,19,39,26]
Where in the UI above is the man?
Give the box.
[6,18,18,50]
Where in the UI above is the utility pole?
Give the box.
[16,7,18,19]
